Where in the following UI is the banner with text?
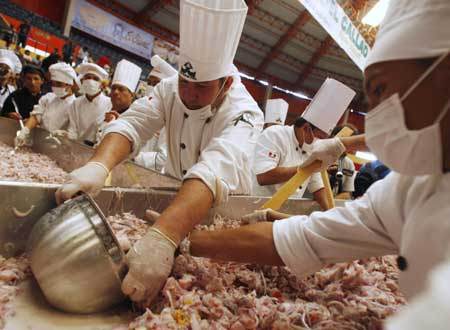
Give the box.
[71,0,154,59]
[299,0,370,71]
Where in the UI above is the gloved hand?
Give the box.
[52,130,69,138]
[144,209,161,223]
[55,162,109,204]
[14,127,31,148]
[121,228,177,304]
[301,138,346,172]
[241,209,291,224]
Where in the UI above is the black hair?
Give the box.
[294,116,307,128]
[21,65,44,79]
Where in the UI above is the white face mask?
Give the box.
[365,52,450,175]
[82,79,101,96]
[145,84,154,97]
[52,86,68,98]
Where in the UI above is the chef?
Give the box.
[14,62,77,147]
[133,55,177,171]
[56,0,263,305]
[263,98,288,129]
[0,50,22,110]
[186,1,450,328]
[67,63,111,146]
[95,59,142,143]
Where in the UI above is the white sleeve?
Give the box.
[342,157,356,192]
[67,100,78,140]
[30,94,51,123]
[272,176,398,279]
[386,259,450,330]
[252,128,283,175]
[103,89,165,158]
[307,172,324,193]
[185,110,263,205]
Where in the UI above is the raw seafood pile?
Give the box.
[0,254,29,329]
[0,142,67,183]
[110,213,406,330]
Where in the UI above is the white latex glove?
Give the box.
[52,130,69,138]
[241,209,271,225]
[301,137,346,171]
[55,162,109,204]
[121,228,177,304]
[144,209,161,223]
[14,127,31,148]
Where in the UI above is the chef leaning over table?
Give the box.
[56,0,263,304]
[14,62,77,147]
[0,49,21,110]
[187,0,450,329]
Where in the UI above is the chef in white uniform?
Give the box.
[0,50,21,110]
[14,62,77,147]
[67,63,111,145]
[133,55,177,171]
[56,0,263,304]
[187,1,450,328]
[263,98,288,129]
[95,59,142,143]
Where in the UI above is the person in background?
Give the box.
[96,59,141,143]
[186,1,450,328]
[327,124,359,200]
[97,55,111,72]
[76,46,89,65]
[67,63,111,146]
[263,98,288,129]
[32,55,41,66]
[0,65,43,120]
[353,160,390,199]
[16,20,30,49]
[62,40,73,64]
[22,49,33,63]
[56,0,263,305]
[40,52,60,95]
[14,62,77,147]
[0,49,22,110]
[134,55,177,171]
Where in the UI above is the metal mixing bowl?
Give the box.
[27,194,127,314]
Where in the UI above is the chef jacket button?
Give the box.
[184,113,189,119]
[205,118,211,124]
[302,151,307,155]
[396,256,408,271]
[296,147,299,151]
[180,143,186,149]
[182,170,187,175]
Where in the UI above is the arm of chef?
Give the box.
[102,91,165,158]
[185,110,263,205]
[67,100,78,140]
[28,93,51,128]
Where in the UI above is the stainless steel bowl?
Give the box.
[27,194,127,314]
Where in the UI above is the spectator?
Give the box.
[0,65,44,120]
[62,40,73,64]
[41,53,60,94]
[76,46,89,65]
[16,20,31,49]
[32,55,42,66]
[23,49,33,63]
[97,55,111,70]
[353,160,390,199]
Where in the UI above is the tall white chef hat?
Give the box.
[265,99,289,125]
[148,55,177,80]
[49,62,76,85]
[301,78,356,135]
[112,59,142,93]
[77,63,108,81]
[179,0,248,82]
[0,49,22,74]
[365,0,450,69]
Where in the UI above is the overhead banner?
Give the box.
[299,0,370,71]
[71,0,154,59]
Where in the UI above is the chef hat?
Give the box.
[265,99,289,125]
[148,55,177,80]
[365,0,450,69]
[301,78,355,135]
[49,62,77,85]
[179,0,248,82]
[0,49,22,74]
[77,63,108,81]
[112,59,142,93]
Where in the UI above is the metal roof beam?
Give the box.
[245,0,264,15]
[135,0,173,21]
[256,10,310,74]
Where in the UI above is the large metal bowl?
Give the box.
[27,194,127,314]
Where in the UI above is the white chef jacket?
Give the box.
[273,172,450,318]
[68,93,111,144]
[252,125,324,197]
[30,93,75,132]
[134,128,167,172]
[104,74,264,204]
[0,84,15,110]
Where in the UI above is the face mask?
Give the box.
[365,52,450,175]
[82,79,101,96]
[145,84,154,96]
[52,86,68,98]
